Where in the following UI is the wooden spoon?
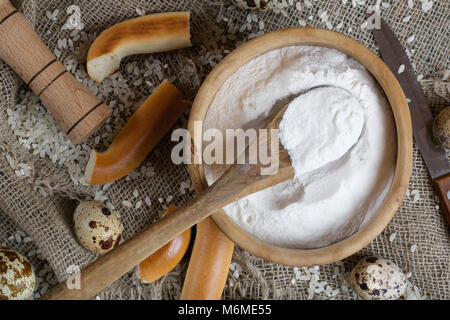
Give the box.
[41,96,294,300]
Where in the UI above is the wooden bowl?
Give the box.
[187,27,412,266]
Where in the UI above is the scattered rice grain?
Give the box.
[122,200,132,208]
[389,232,397,242]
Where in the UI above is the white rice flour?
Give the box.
[203,46,397,249]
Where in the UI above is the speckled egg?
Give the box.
[73,200,122,255]
[0,247,35,300]
[232,0,271,12]
[432,107,450,150]
[350,256,407,300]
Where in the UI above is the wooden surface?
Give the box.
[433,173,450,226]
[41,100,294,300]
[187,27,413,267]
[0,0,111,144]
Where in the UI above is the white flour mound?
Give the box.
[203,46,397,249]
[279,87,365,179]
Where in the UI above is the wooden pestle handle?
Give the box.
[0,1,111,144]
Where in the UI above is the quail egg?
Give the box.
[432,107,450,150]
[0,247,36,300]
[350,256,407,300]
[232,0,271,12]
[73,200,122,255]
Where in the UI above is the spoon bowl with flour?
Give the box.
[279,86,365,179]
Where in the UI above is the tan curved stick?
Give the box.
[87,11,191,83]
[0,0,111,144]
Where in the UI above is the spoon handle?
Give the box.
[41,157,276,300]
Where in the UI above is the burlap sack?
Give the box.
[0,0,448,299]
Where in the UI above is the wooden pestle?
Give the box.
[41,98,295,300]
[0,0,111,144]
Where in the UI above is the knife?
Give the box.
[372,18,450,225]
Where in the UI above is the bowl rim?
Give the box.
[187,27,412,266]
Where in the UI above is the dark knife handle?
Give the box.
[433,173,450,226]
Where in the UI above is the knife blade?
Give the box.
[372,18,450,225]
